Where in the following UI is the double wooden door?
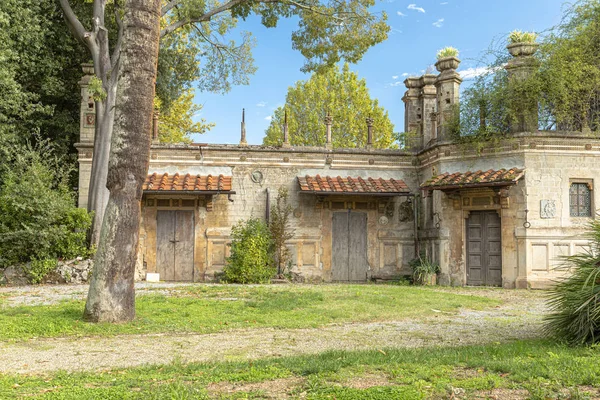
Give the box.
[157,210,195,281]
[466,211,502,286]
[331,211,368,281]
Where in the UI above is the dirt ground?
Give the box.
[0,284,547,374]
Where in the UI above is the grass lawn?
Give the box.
[0,284,499,341]
[1,339,599,399]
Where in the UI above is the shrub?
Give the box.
[544,220,600,345]
[409,255,439,285]
[223,218,276,284]
[269,187,294,276]
[0,139,92,282]
[508,30,538,44]
[436,46,459,60]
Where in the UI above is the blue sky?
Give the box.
[191,0,567,145]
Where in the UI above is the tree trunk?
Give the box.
[88,97,114,246]
[84,0,161,322]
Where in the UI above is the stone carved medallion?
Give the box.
[251,170,263,183]
[378,216,389,225]
[540,200,556,219]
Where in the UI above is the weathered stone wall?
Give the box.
[134,144,418,282]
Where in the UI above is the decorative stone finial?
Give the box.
[366,117,374,148]
[325,112,333,149]
[240,108,248,147]
[282,109,290,148]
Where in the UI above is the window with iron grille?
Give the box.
[570,182,592,217]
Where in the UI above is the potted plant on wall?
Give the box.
[507,30,539,57]
[410,255,440,286]
[435,47,460,72]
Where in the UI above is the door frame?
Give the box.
[464,209,503,286]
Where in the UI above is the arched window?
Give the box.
[570,182,592,217]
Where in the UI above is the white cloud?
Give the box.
[397,11,406,16]
[402,72,410,77]
[432,18,444,28]
[256,101,267,107]
[392,75,399,80]
[440,1,448,4]
[264,116,272,121]
[459,66,500,80]
[407,4,425,13]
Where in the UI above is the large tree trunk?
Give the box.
[84,0,161,322]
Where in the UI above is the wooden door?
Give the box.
[156,210,195,281]
[332,211,368,281]
[466,211,502,286]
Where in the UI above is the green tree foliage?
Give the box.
[451,0,600,140]
[0,0,89,154]
[544,220,600,345]
[0,140,92,282]
[155,90,215,143]
[263,64,396,148]
[223,218,276,284]
[269,188,294,275]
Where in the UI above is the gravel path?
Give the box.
[0,284,547,374]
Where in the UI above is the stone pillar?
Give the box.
[282,109,290,148]
[78,63,96,143]
[366,117,374,149]
[505,42,539,133]
[152,110,160,144]
[420,74,438,147]
[434,57,462,141]
[325,113,333,149]
[402,77,422,139]
[240,108,248,147]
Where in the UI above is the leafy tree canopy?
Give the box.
[155,90,215,143]
[263,63,396,148]
[451,0,600,142]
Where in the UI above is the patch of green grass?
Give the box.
[1,340,599,399]
[0,284,498,341]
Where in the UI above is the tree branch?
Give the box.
[160,0,254,38]
[58,0,88,43]
[162,0,182,16]
[111,3,124,72]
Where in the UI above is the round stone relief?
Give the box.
[251,170,263,183]
[378,216,389,225]
[293,208,302,218]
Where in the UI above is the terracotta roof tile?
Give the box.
[420,168,524,190]
[298,175,409,195]
[143,173,233,192]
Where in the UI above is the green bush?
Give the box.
[223,218,276,284]
[409,255,440,286]
[544,220,600,345]
[436,46,459,60]
[0,140,92,282]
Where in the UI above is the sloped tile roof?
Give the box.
[143,173,233,192]
[421,168,524,190]
[298,175,409,195]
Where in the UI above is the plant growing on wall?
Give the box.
[544,219,600,345]
[508,30,538,44]
[223,218,276,284]
[436,46,459,60]
[269,187,295,276]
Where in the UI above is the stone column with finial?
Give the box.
[78,63,96,144]
[435,55,462,141]
[240,108,248,147]
[505,39,539,133]
[419,74,438,147]
[366,117,374,149]
[152,110,160,144]
[282,109,290,148]
[325,112,333,149]
[402,77,423,150]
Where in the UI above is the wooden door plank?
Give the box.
[348,212,368,281]
[485,212,502,286]
[156,210,175,281]
[467,211,484,286]
[175,211,195,281]
[331,212,349,281]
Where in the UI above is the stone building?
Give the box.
[76,44,600,288]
